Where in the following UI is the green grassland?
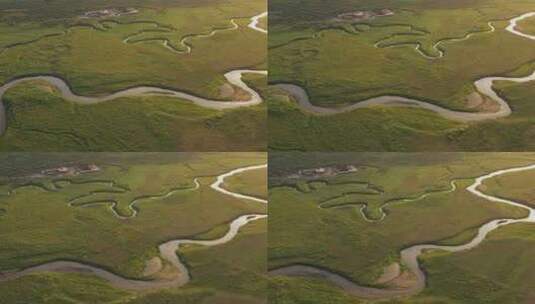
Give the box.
[0,74,266,151]
[1,0,266,96]
[258,14,268,30]
[268,152,535,303]
[0,17,266,97]
[0,221,267,304]
[224,167,267,199]
[268,0,535,151]
[268,86,461,151]
[0,152,267,303]
[268,72,535,152]
[413,223,535,304]
[480,169,535,208]
[269,276,364,304]
[518,13,535,34]
[0,0,267,151]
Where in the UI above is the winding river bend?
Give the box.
[275,12,535,122]
[68,178,201,219]
[377,21,496,59]
[429,11,535,58]
[270,163,535,300]
[125,11,267,52]
[0,164,267,291]
[211,164,268,204]
[0,11,268,137]
[506,12,535,40]
[248,11,268,34]
[0,69,266,136]
[319,180,458,223]
[124,19,239,54]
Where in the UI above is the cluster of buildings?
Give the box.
[41,164,100,176]
[336,9,394,21]
[288,164,359,179]
[81,7,139,18]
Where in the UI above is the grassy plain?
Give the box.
[268,152,535,303]
[258,14,268,30]
[268,72,535,152]
[481,168,535,208]
[224,167,267,199]
[268,0,535,151]
[518,14,535,35]
[0,0,267,151]
[0,74,266,151]
[0,152,267,303]
[1,0,266,96]
[269,276,363,304]
[415,223,535,304]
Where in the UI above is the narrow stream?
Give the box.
[270,163,535,300]
[0,69,267,136]
[274,12,535,122]
[248,11,268,34]
[0,164,268,291]
[0,12,269,137]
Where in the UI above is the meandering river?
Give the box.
[0,12,268,137]
[377,21,496,59]
[506,12,535,40]
[248,11,268,34]
[0,69,266,136]
[124,18,240,54]
[0,164,267,291]
[68,178,200,219]
[275,11,535,122]
[319,180,458,223]
[270,163,535,300]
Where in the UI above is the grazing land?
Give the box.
[268,152,535,303]
[0,0,267,151]
[0,152,267,303]
[268,0,535,151]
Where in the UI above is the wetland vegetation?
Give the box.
[0,0,267,151]
[0,152,267,303]
[268,152,535,303]
[268,0,535,151]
